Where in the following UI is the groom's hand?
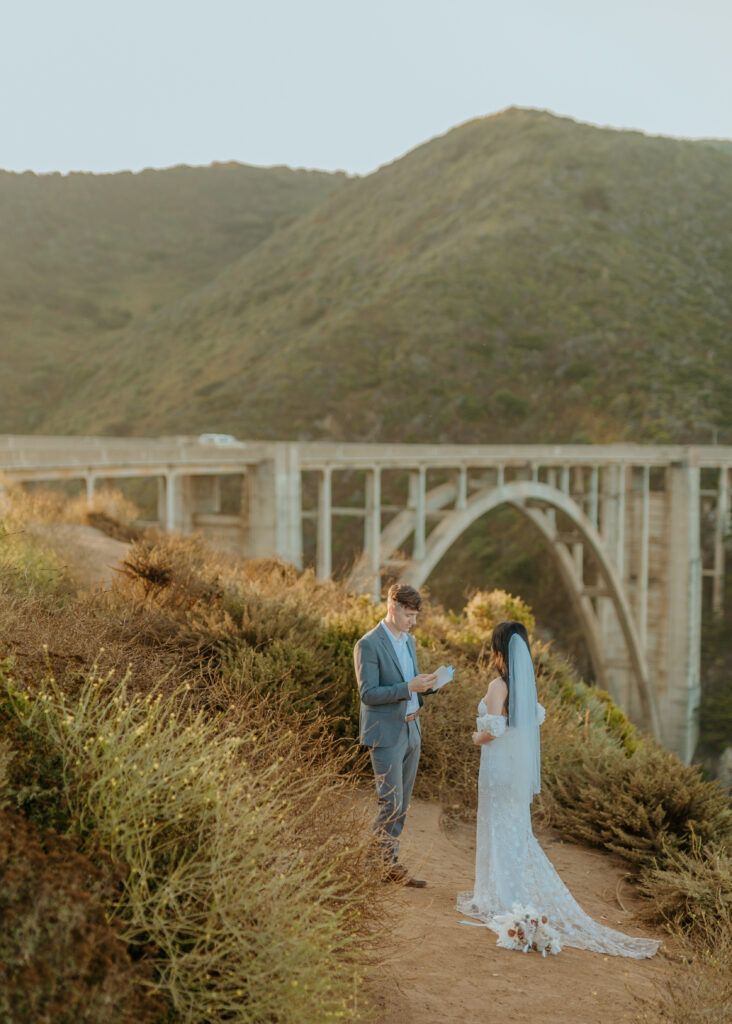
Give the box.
[408,672,438,694]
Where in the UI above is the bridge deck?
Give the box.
[2,435,731,477]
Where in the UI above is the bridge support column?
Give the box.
[666,460,702,763]
[240,467,271,557]
[456,467,467,510]
[163,472,179,531]
[281,446,303,569]
[410,468,426,561]
[364,468,382,600]
[616,465,627,577]
[316,468,332,580]
[546,469,557,529]
[589,466,599,528]
[157,477,166,525]
[713,466,729,614]
[596,466,621,707]
[85,474,96,506]
[571,466,584,579]
[180,477,195,533]
[241,448,302,567]
[160,472,193,532]
[638,465,650,655]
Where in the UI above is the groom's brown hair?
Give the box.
[387,583,422,610]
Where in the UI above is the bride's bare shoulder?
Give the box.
[484,676,508,711]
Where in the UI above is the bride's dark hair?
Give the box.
[490,620,531,722]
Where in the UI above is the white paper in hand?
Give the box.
[432,665,454,691]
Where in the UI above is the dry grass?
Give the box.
[0,513,390,1022]
[1,485,140,531]
[0,806,163,1024]
[0,721,162,1024]
[634,921,732,1024]
[1,658,387,1023]
[638,838,731,949]
[1,495,730,1022]
[0,527,68,598]
[0,486,141,597]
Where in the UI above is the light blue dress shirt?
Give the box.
[380,619,420,719]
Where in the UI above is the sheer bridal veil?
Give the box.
[508,633,541,802]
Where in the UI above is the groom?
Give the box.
[354,583,437,887]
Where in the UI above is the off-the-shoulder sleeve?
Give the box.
[476,713,507,737]
[537,702,546,725]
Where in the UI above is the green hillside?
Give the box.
[27,107,732,445]
[0,162,345,431]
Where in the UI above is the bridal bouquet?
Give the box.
[492,904,562,956]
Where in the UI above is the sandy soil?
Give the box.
[26,521,130,589]
[367,799,671,1024]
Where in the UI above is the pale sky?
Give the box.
[2,0,730,176]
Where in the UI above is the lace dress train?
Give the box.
[456,702,659,959]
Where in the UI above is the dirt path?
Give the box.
[368,800,671,1024]
[27,522,130,589]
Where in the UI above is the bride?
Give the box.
[456,620,660,958]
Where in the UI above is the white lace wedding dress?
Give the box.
[456,700,660,958]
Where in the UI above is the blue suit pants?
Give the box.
[368,719,421,864]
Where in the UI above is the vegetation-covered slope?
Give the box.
[0,162,344,432]
[0,491,729,1022]
[29,107,732,444]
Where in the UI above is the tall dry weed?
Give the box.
[638,838,731,947]
[115,535,380,736]
[0,524,68,598]
[1,659,385,1023]
[0,806,163,1024]
[1,485,139,531]
[633,921,732,1024]
[0,733,161,1024]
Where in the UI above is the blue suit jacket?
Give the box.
[354,624,425,748]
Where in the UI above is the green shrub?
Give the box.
[537,730,731,867]
[638,837,731,946]
[535,646,639,752]
[0,526,67,598]
[0,668,71,834]
[317,600,384,738]
[633,845,731,1024]
[1,663,382,1024]
[493,388,530,421]
[463,588,536,638]
[0,802,161,1024]
[117,537,379,739]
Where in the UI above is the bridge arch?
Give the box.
[389,480,662,742]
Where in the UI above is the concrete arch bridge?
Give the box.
[2,436,730,762]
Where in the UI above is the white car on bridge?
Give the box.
[197,433,246,447]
